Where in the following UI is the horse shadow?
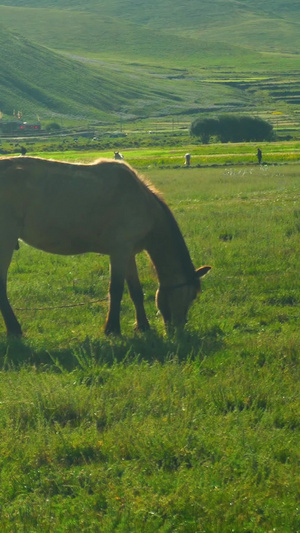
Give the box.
[0,325,225,372]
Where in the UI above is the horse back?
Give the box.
[0,156,158,255]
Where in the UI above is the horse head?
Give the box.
[155,265,211,329]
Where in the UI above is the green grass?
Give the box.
[0,162,299,530]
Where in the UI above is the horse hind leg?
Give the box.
[0,244,22,337]
[126,256,150,332]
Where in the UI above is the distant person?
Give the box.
[257,148,262,165]
[184,153,191,167]
[20,146,27,156]
[114,151,124,160]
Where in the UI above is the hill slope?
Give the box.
[0,22,259,122]
[0,26,197,121]
[1,0,299,28]
[0,6,266,68]
[0,0,299,123]
[0,1,299,59]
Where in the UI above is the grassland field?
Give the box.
[0,153,299,531]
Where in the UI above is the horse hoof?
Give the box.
[104,325,121,336]
[7,327,22,338]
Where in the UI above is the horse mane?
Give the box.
[153,193,196,281]
[116,162,196,281]
[145,183,197,282]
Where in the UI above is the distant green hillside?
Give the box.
[0,26,192,121]
[0,6,265,69]
[0,1,299,62]
[0,0,299,125]
[0,22,260,123]
[1,0,299,30]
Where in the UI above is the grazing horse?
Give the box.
[0,156,211,337]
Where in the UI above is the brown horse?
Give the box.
[0,156,211,337]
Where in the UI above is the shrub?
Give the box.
[190,115,274,143]
[190,118,219,144]
[45,122,61,132]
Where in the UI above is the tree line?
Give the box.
[190,115,273,143]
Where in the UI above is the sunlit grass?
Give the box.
[0,163,299,531]
[26,140,300,168]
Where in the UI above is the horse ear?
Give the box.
[195,265,211,278]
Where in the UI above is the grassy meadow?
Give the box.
[0,159,299,531]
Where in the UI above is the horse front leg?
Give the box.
[0,278,22,337]
[104,255,126,336]
[126,256,150,332]
[0,245,22,337]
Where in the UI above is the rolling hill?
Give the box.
[1,1,299,60]
[0,24,256,123]
[0,6,268,68]
[0,26,202,121]
[0,0,299,124]
[1,0,299,31]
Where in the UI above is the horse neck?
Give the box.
[145,201,195,287]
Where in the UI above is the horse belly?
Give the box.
[20,208,150,256]
[19,203,103,254]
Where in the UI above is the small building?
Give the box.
[0,120,41,135]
